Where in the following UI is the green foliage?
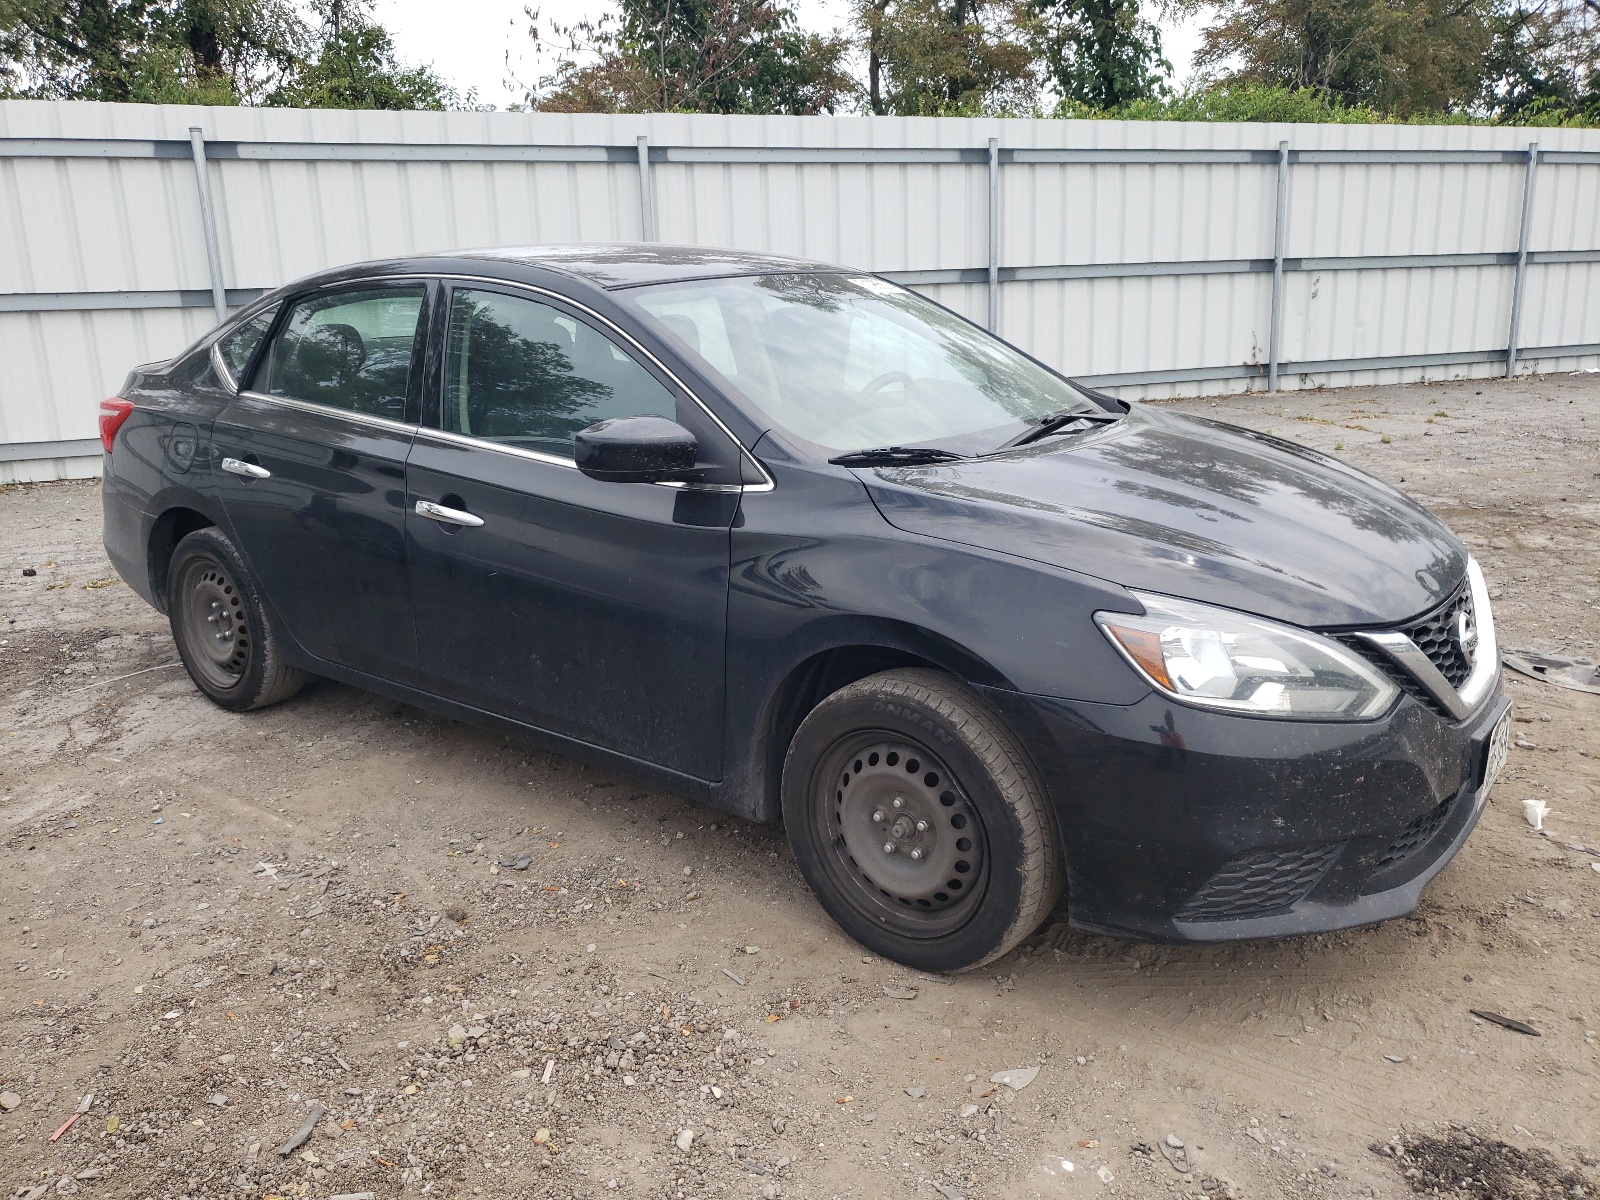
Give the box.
[121,37,240,104]
[5,0,1591,121]
[0,0,305,103]
[268,0,462,110]
[855,0,1041,115]
[0,0,465,109]
[1478,0,1599,124]
[1061,81,1386,120]
[1165,0,1597,121]
[1056,79,1596,123]
[528,0,851,114]
[1167,0,1495,116]
[1030,0,1169,109]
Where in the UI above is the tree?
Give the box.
[855,0,1041,114]
[1,0,464,108]
[1479,0,1599,121]
[1172,0,1497,115]
[1031,0,1169,107]
[525,0,852,114]
[269,0,462,110]
[0,0,303,103]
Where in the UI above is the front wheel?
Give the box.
[167,526,305,712]
[782,668,1063,972]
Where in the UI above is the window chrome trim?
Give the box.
[429,272,776,494]
[652,479,747,493]
[1456,558,1500,710]
[210,341,239,393]
[413,427,750,493]
[1351,557,1499,723]
[208,298,286,392]
[237,389,419,435]
[413,425,576,470]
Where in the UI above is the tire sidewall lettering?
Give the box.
[869,698,955,746]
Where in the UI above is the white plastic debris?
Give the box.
[1522,798,1549,831]
[991,1066,1040,1091]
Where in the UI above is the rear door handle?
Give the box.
[220,456,271,479]
[415,499,484,528]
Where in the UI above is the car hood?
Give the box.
[861,405,1466,628]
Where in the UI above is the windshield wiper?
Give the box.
[828,446,970,467]
[995,408,1122,452]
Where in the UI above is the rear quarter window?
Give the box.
[215,305,279,390]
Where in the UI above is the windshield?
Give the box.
[627,272,1095,455]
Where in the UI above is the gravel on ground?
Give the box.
[1,373,1597,1200]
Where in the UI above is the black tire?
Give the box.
[782,668,1063,972]
[167,526,305,711]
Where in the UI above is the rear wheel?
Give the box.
[782,668,1062,972]
[168,527,304,711]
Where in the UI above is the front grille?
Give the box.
[1398,582,1474,687]
[1340,637,1450,717]
[1371,796,1454,876]
[1177,843,1343,922]
[1333,579,1475,719]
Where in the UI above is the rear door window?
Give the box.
[441,287,677,458]
[268,286,426,421]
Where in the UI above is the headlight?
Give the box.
[1095,593,1399,720]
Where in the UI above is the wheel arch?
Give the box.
[146,497,223,614]
[745,619,1021,824]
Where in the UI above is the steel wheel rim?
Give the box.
[176,556,251,691]
[812,734,989,939]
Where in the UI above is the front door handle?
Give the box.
[415,499,485,528]
[220,456,271,479]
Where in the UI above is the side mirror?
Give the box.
[573,416,699,483]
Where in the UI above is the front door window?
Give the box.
[442,288,678,457]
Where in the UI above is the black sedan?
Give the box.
[99,245,1511,972]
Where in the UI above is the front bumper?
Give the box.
[981,679,1509,942]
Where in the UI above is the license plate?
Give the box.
[1482,708,1511,796]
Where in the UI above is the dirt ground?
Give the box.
[2,373,1598,1200]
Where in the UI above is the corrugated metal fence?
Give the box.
[3,100,1599,483]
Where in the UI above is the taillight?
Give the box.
[99,398,134,453]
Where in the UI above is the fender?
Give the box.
[721,612,1032,822]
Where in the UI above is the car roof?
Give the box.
[421,243,848,290]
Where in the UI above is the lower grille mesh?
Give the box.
[1177,843,1342,921]
[1373,797,1454,875]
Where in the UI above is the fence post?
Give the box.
[987,137,1000,331]
[637,135,656,242]
[1506,141,1538,378]
[1267,140,1289,392]
[187,127,227,324]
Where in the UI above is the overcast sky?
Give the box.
[372,0,1206,110]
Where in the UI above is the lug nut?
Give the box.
[871,809,885,823]
[909,848,924,861]
[892,797,904,809]
[883,842,895,854]
[915,819,929,832]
